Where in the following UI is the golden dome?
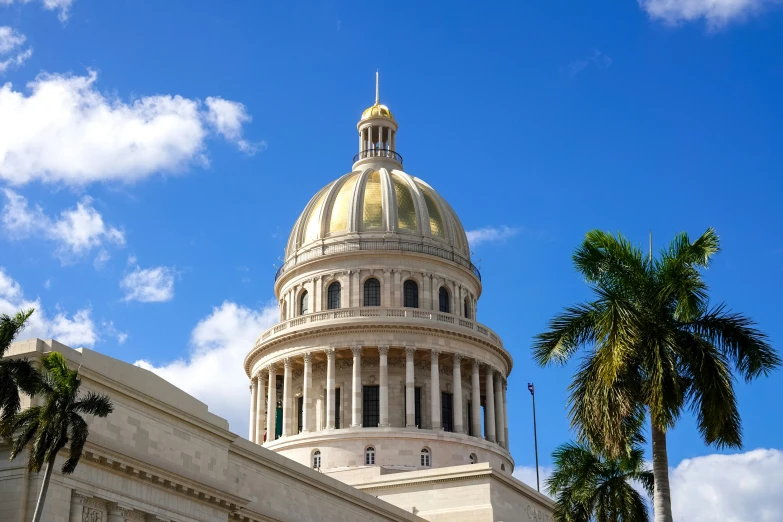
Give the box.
[285,169,470,262]
[361,103,395,121]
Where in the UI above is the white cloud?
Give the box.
[0,0,74,22]
[100,319,128,345]
[205,96,264,154]
[638,0,782,28]
[566,49,613,77]
[135,301,278,436]
[670,448,783,521]
[120,265,175,303]
[0,27,32,74]
[0,266,96,346]
[513,465,553,495]
[1,189,125,263]
[466,225,520,247]
[0,70,258,186]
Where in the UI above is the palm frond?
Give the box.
[0,309,34,357]
[73,392,113,417]
[62,415,89,474]
[573,230,648,291]
[533,303,601,366]
[687,305,780,380]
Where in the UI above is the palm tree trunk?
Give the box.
[31,459,54,522]
[651,424,674,522]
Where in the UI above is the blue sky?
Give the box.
[1,1,782,518]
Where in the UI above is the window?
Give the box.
[363,385,380,428]
[441,392,453,432]
[439,287,450,313]
[467,401,473,436]
[403,280,419,308]
[297,396,304,433]
[300,291,309,315]
[420,448,431,467]
[365,446,376,465]
[334,388,341,429]
[501,464,506,471]
[463,297,470,319]
[364,278,380,306]
[469,453,477,464]
[327,282,341,309]
[313,450,321,469]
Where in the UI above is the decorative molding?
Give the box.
[303,352,312,363]
[284,357,292,369]
[351,346,363,357]
[84,497,106,511]
[324,348,336,360]
[378,345,390,356]
[430,349,441,360]
[83,508,102,522]
[452,353,462,364]
[405,347,416,358]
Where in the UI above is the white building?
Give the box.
[0,81,553,522]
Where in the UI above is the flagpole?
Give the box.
[528,382,540,492]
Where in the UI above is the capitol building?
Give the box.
[0,81,553,522]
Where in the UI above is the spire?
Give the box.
[375,70,379,105]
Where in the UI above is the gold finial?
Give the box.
[375,69,379,105]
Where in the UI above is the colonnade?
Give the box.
[248,346,509,451]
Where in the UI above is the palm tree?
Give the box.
[533,228,779,522]
[0,309,38,426]
[547,442,653,522]
[3,352,113,522]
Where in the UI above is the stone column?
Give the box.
[68,493,85,522]
[422,272,432,310]
[302,353,313,433]
[266,364,277,443]
[485,366,496,443]
[312,276,321,312]
[249,376,258,442]
[282,357,293,436]
[452,354,463,433]
[494,372,506,448]
[430,350,441,430]
[503,380,509,450]
[405,347,416,427]
[325,348,336,429]
[393,270,402,307]
[379,345,389,427]
[383,269,392,307]
[351,346,363,427]
[256,371,266,442]
[352,271,361,307]
[471,360,481,437]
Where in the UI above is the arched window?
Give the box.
[364,278,380,307]
[420,448,431,467]
[463,297,471,319]
[403,280,419,308]
[501,463,506,471]
[300,291,309,315]
[439,287,450,313]
[327,282,341,310]
[365,446,376,465]
[312,450,321,469]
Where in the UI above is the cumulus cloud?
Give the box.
[0,70,259,186]
[638,0,782,28]
[0,0,75,22]
[0,26,32,74]
[670,448,783,521]
[0,267,96,346]
[205,97,264,154]
[466,225,520,247]
[120,265,175,303]
[1,189,125,263]
[135,301,278,436]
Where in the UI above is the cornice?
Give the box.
[246,322,512,376]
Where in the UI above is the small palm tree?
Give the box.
[3,352,113,522]
[547,442,653,522]
[534,228,779,522]
[0,309,39,426]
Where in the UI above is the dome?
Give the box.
[361,102,394,121]
[285,168,470,261]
